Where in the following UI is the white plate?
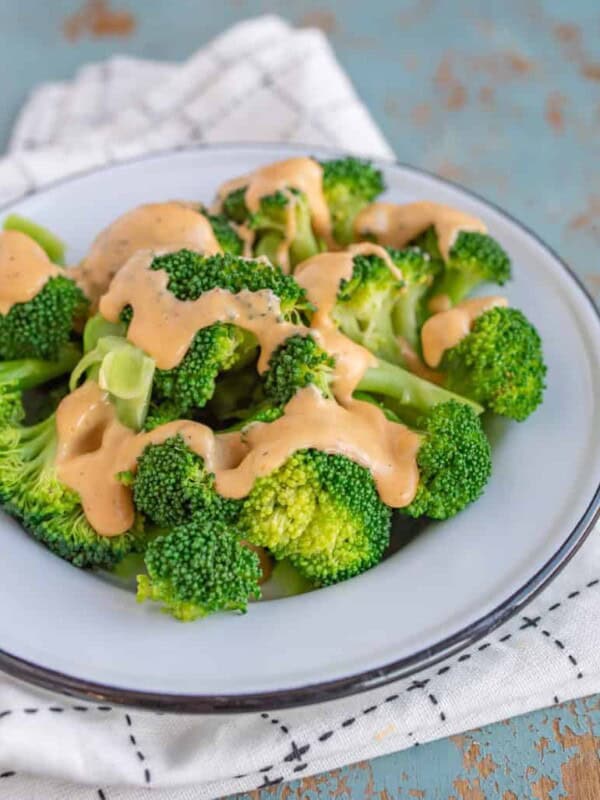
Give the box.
[1,143,599,712]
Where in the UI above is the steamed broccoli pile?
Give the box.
[0,157,548,625]
[219,156,386,269]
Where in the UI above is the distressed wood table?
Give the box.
[1,1,599,797]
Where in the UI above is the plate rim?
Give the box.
[1,140,599,713]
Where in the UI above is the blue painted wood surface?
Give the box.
[1,1,599,796]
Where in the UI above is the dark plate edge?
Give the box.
[0,141,598,713]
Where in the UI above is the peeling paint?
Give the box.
[62,0,135,40]
[452,777,485,800]
[530,775,557,800]
[411,103,432,125]
[545,92,566,133]
[534,736,551,760]
[299,10,337,34]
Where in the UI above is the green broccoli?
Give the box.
[258,340,490,519]
[0,412,136,567]
[252,189,321,268]
[238,448,391,585]
[132,434,241,528]
[264,334,334,406]
[221,187,248,224]
[0,274,88,361]
[221,186,321,269]
[118,250,311,417]
[390,247,440,352]
[400,400,491,519]
[137,519,262,620]
[201,210,244,255]
[442,306,546,421]
[0,344,80,425]
[333,252,404,362]
[417,229,511,305]
[321,157,385,246]
[261,328,482,420]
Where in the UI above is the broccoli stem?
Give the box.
[3,214,66,265]
[83,314,127,354]
[432,271,479,305]
[0,344,80,389]
[357,358,483,417]
[331,197,363,247]
[254,231,282,265]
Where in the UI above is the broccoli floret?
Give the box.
[442,306,546,421]
[250,190,321,269]
[400,400,491,519]
[0,274,88,361]
[142,399,185,431]
[239,449,391,585]
[137,519,262,620]
[221,184,322,269]
[132,435,241,528]
[258,325,481,420]
[390,247,439,352]
[202,211,243,255]
[264,334,335,406]
[331,253,404,363]
[423,230,511,305]
[0,413,135,567]
[221,187,249,224]
[118,250,310,416]
[152,323,254,416]
[148,250,311,320]
[321,157,385,246]
[0,345,80,425]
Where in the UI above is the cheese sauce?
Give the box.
[73,202,222,303]
[354,201,487,261]
[0,230,62,315]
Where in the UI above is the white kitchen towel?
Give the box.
[0,14,598,800]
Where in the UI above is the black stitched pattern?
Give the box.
[125,713,151,784]
[238,576,600,789]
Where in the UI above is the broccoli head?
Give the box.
[132,434,241,528]
[201,210,243,255]
[0,413,135,567]
[264,334,335,406]
[238,448,391,585]
[151,323,253,417]
[118,250,311,416]
[331,252,404,363]
[400,400,491,519]
[0,344,80,426]
[321,157,385,246]
[420,229,511,305]
[137,518,262,620]
[221,187,248,224]
[390,247,439,352]
[221,184,322,270]
[0,274,88,361]
[442,306,546,421]
[251,189,321,269]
